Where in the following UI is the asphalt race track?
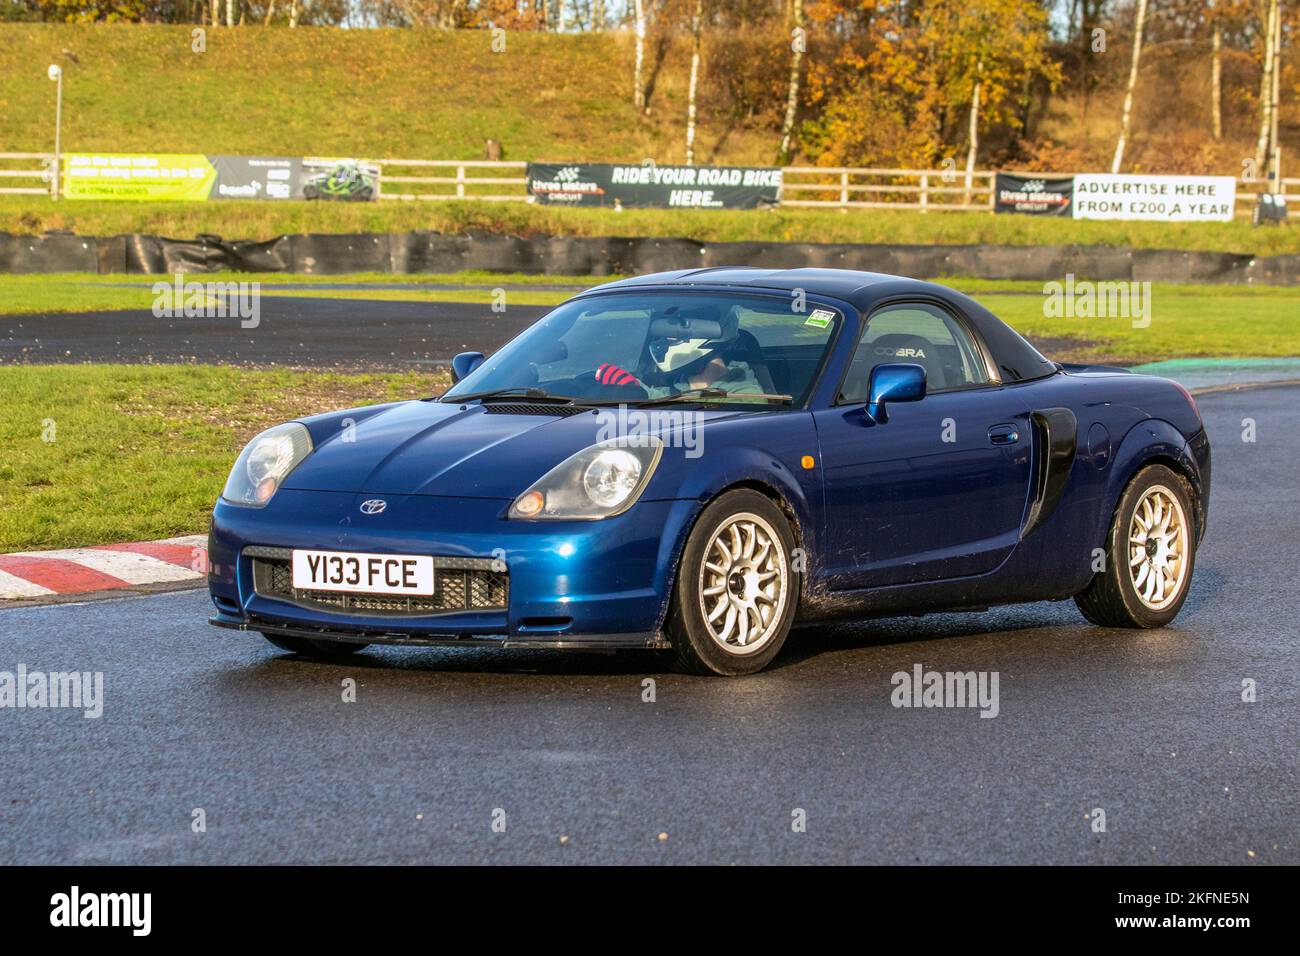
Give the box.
[1,297,549,369]
[2,386,1297,865]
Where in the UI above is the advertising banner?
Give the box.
[298,158,379,202]
[62,154,217,201]
[993,173,1074,216]
[63,154,377,202]
[209,156,301,201]
[1072,174,1236,222]
[527,163,781,209]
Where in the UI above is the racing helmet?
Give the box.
[648,306,740,375]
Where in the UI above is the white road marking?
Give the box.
[5,548,203,585]
[0,569,57,600]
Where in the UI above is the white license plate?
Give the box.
[291,549,435,596]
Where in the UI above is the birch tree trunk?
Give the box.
[1269,0,1281,181]
[211,0,219,25]
[633,0,646,112]
[1211,23,1222,140]
[685,0,704,164]
[964,63,982,206]
[1254,0,1278,178]
[776,0,805,163]
[264,0,275,25]
[1111,0,1148,174]
[289,0,299,28]
[225,0,234,28]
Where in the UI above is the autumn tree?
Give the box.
[921,0,1059,190]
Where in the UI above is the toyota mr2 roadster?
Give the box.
[208,268,1210,675]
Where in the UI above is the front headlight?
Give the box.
[221,422,313,508]
[510,438,664,520]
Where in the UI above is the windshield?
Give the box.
[442,291,841,407]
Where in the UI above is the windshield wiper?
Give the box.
[442,387,579,405]
[637,388,793,407]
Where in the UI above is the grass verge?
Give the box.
[0,270,605,315]
[6,197,1300,256]
[0,364,446,552]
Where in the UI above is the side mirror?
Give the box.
[451,351,485,384]
[866,363,926,424]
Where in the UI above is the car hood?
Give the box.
[283,400,735,498]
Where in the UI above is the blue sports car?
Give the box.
[208,268,1210,675]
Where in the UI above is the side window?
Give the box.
[839,303,990,403]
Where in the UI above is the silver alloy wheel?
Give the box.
[1127,484,1190,611]
[697,511,790,656]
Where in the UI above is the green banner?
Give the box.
[62,153,217,201]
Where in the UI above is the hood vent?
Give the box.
[481,403,590,417]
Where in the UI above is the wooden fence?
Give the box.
[0,153,54,197]
[780,166,995,212]
[366,158,529,202]
[3,152,1295,218]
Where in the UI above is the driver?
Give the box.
[594,307,764,398]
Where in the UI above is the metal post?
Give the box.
[49,64,63,201]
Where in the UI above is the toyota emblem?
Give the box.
[359,499,387,515]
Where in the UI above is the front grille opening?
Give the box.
[250,553,507,617]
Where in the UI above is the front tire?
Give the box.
[666,490,799,676]
[1075,463,1197,627]
[262,633,370,658]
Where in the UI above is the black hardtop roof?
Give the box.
[574,267,961,311]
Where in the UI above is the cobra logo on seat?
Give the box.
[359,499,388,515]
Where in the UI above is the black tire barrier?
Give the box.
[0,230,1295,285]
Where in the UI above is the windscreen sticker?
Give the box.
[804,308,835,328]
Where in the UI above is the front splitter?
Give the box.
[209,611,671,650]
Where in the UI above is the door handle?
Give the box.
[988,424,1020,445]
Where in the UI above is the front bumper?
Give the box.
[207,489,697,649]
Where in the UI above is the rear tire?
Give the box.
[262,633,370,658]
[1075,464,1196,628]
[666,490,799,676]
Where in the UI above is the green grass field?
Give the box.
[0,24,747,163]
[0,270,604,314]
[0,364,444,552]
